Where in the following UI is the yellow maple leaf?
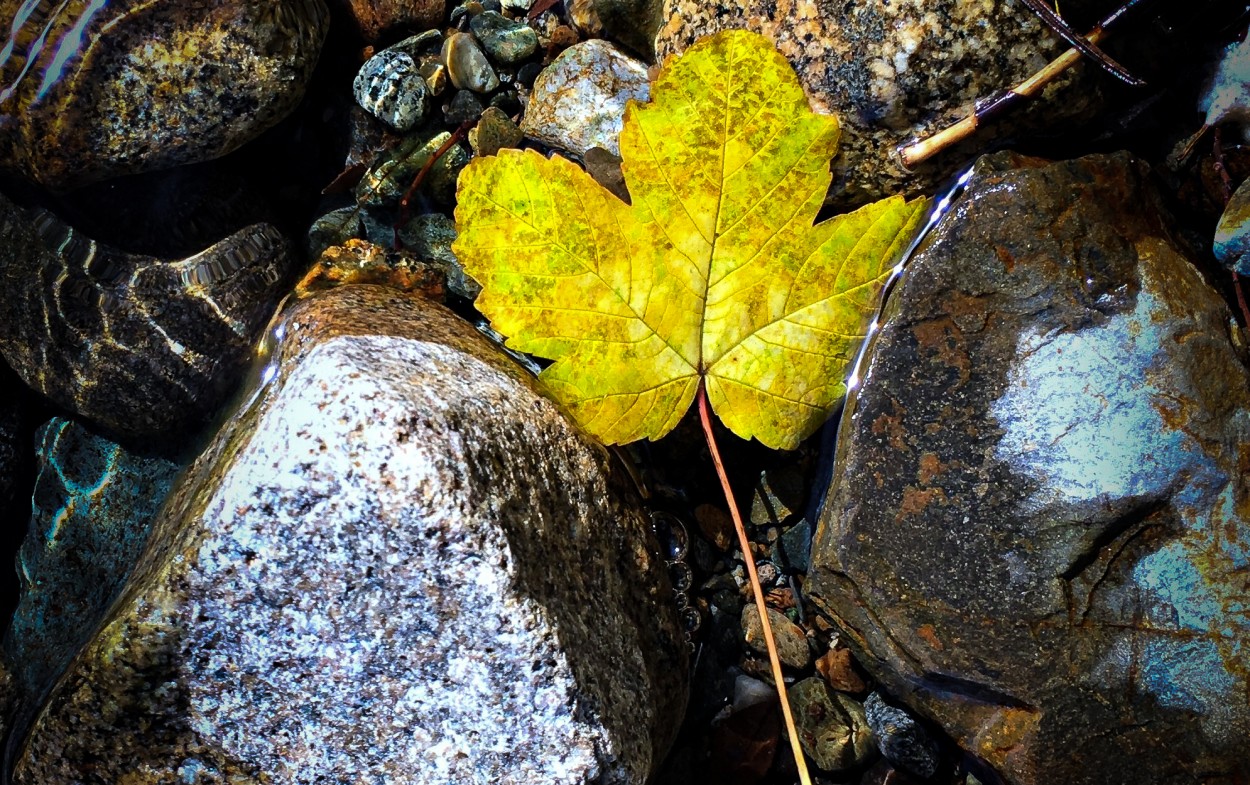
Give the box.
[453,30,928,450]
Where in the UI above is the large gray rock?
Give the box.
[655,1,1103,206]
[12,285,687,784]
[809,152,1250,785]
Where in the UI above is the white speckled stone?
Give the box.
[354,49,431,131]
[14,286,687,785]
[521,39,650,157]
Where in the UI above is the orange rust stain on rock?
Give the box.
[994,245,1017,273]
[897,486,948,520]
[912,317,971,387]
[917,623,944,651]
[871,404,909,452]
[917,452,947,485]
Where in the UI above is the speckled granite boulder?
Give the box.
[0,193,295,445]
[0,0,329,190]
[4,418,181,738]
[522,39,650,157]
[808,151,1250,785]
[655,1,1102,206]
[12,285,688,784]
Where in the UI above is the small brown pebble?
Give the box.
[742,605,811,669]
[545,25,579,60]
[816,647,867,694]
[694,503,734,551]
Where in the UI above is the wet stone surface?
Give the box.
[809,151,1250,785]
[13,285,688,785]
[0,0,330,190]
[0,194,296,446]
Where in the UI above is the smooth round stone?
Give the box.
[353,49,431,131]
[0,0,330,190]
[469,107,523,157]
[469,11,539,65]
[442,32,500,93]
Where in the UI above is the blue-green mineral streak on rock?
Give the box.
[5,418,181,704]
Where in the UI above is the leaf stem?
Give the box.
[697,383,812,785]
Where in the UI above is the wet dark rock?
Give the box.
[295,239,446,300]
[771,518,811,575]
[0,193,295,445]
[469,11,539,65]
[339,0,446,41]
[307,205,365,259]
[13,285,687,784]
[470,107,524,157]
[654,2,1103,206]
[357,211,477,299]
[750,466,805,527]
[582,0,662,60]
[1214,176,1250,274]
[444,89,486,124]
[5,418,181,713]
[809,152,1250,785]
[443,32,500,93]
[790,678,874,773]
[521,39,649,157]
[488,88,522,115]
[0,0,329,190]
[517,61,543,87]
[741,605,809,669]
[864,693,940,780]
[354,49,431,131]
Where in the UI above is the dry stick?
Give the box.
[1212,126,1250,327]
[898,0,1146,170]
[696,384,812,785]
[394,120,475,249]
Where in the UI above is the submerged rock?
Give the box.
[5,419,181,709]
[790,678,874,773]
[354,48,431,131]
[341,0,446,41]
[809,152,1250,785]
[521,39,650,157]
[0,194,295,445]
[655,2,1102,206]
[13,285,687,784]
[0,0,329,190]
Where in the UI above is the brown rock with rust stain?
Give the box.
[337,0,446,41]
[0,0,329,190]
[809,151,1250,785]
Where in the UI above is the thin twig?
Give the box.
[394,120,475,249]
[697,384,812,785]
[1018,0,1144,85]
[898,0,1146,169]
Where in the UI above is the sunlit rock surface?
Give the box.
[12,285,687,785]
[809,151,1250,785]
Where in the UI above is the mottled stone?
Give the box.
[521,39,650,157]
[864,693,940,779]
[655,1,1102,206]
[5,419,181,714]
[443,32,500,93]
[741,605,809,669]
[354,49,431,131]
[1214,175,1250,274]
[356,128,470,208]
[809,152,1250,785]
[0,194,295,445]
[14,285,687,784]
[470,106,524,158]
[339,0,446,41]
[444,89,486,124]
[470,11,539,65]
[0,0,329,190]
[294,239,446,300]
[790,678,874,773]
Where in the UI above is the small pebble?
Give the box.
[470,107,523,156]
[516,61,543,87]
[754,560,780,587]
[443,32,500,93]
[771,518,813,574]
[444,89,485,124]
[419,59,449,95]
[488,88,521,115]
[790,678,875,772]
[741,605,810,669]
[353,49,430,131]
[815,647,867,694]
[470,11,539,65]
[307,207,364,259]
[584,146,629,203]
[864,692,941,779]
